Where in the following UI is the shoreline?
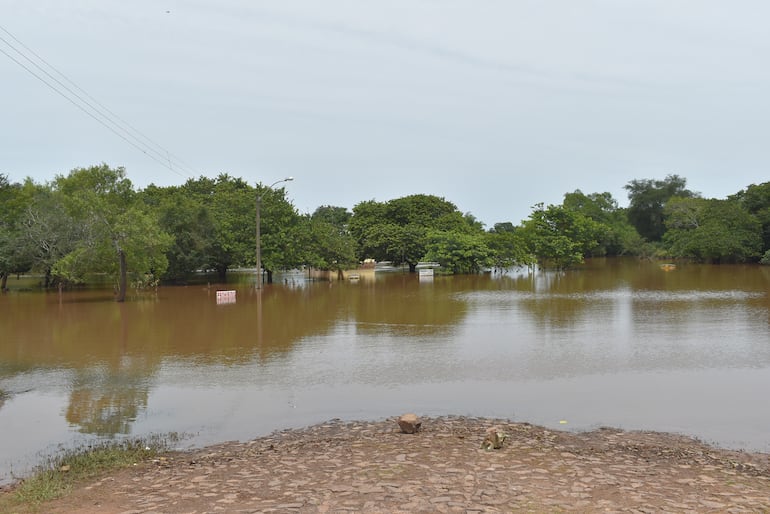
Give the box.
[5,415,770,512]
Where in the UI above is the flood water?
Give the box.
[2,258,770,483]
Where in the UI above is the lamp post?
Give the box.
[256,177,294,289]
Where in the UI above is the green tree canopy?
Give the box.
[484,226,534,270]
[424,230,493,274]
[140,184,214,282]
[730,182,770,253]
[520,203,603,269]
[18,181,82,286]
[256,182,304,281]
[194,174,257,281]
[51,164,172,301]
[349,194,482,272]
[625,174,696,241]
[307,206,357,276]
[312,205,352,230]
[0,175,36,290]
[563,189,638,256]
[303,215,358,277]
[663,197,762,263]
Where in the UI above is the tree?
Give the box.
[349,194,483,272]
[51,164,172,301]
[189,174,257,282]
[663,197,762,263]
[305,206,357,278]
[0,175,34,290]
[563,190,638,256]
[21,180,82,287]
[384,194,460,228]
[485,225,534,270]
[141,184,214,282]
[256,183,304,283]
[625,174,696,241]
[304,215,358,279]
[424,230,493,274]
[520,203,603,269]
[349,199,388,259]
[170,175,302,283]
[311,205,352,230]
[730,182,770,253]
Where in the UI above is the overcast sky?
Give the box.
[2,1,769,226]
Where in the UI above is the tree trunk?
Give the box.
[116,249,127,303]
[217,266,227,283]
[266,269,273,284]
[337,268,344,280]
[0,272,7,292]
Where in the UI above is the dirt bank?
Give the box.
[10,416,770,512]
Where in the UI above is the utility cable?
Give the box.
[0,25,199,177]
[0,44,190,177]
[0,24,198,179]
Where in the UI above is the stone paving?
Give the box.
[37,417,770,513]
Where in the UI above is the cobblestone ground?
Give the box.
[23,417,770,513]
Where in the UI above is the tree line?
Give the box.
[2,165,770,300]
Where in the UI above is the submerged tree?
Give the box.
[304,211,358,279]
[520,203,603,269]
[349,194,483,272]
[563,190,638,256]
[424,230,493,274]
[256,182,304,283]
[140,184,214,282]
[485,224,534,270]
[730,181,770,254]
[663,197,762,263]
[187,174,256,282]
[51,164,171,301]
[0,175,35,290]
[625,174,696,241]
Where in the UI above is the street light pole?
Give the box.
[256,177,294,289]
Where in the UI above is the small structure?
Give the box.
[418,268,434,283]
[216,290,236,304]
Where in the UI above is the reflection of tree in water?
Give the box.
[60,301,157,436]
[65,360,149,435]
[349,274,469,337]
[501,269,591,327]
[144,284,350,363]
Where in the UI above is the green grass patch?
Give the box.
[0,434,179,512]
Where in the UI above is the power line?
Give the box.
[0,45,188,176]
[0,24,199,180]
[0,25,200,177]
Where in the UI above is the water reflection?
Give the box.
[2,259,770,483]
[66,362,150,436]
[350,274,468,337]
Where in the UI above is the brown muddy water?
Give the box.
[1,258,770,483]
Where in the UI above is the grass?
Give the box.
[0,434,178,512]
